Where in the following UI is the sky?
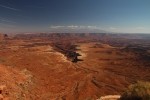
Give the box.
[0,0,150,33]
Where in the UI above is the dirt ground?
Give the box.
[0,39,150,100]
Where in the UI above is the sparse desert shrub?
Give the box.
[120,81,150,100]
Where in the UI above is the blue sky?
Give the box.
[0,0,150,33]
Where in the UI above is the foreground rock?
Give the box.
[0,64,33,99]
[97,95,120,100]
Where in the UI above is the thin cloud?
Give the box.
[0,22,16,28]
[67,25,78,29]
[50,26,65,29]
[50,25,100,29]
[135,27,146,30]
[0,18,16,23]
[109,27,117,30]
[49,25,105,33]
[0,4,20,11]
